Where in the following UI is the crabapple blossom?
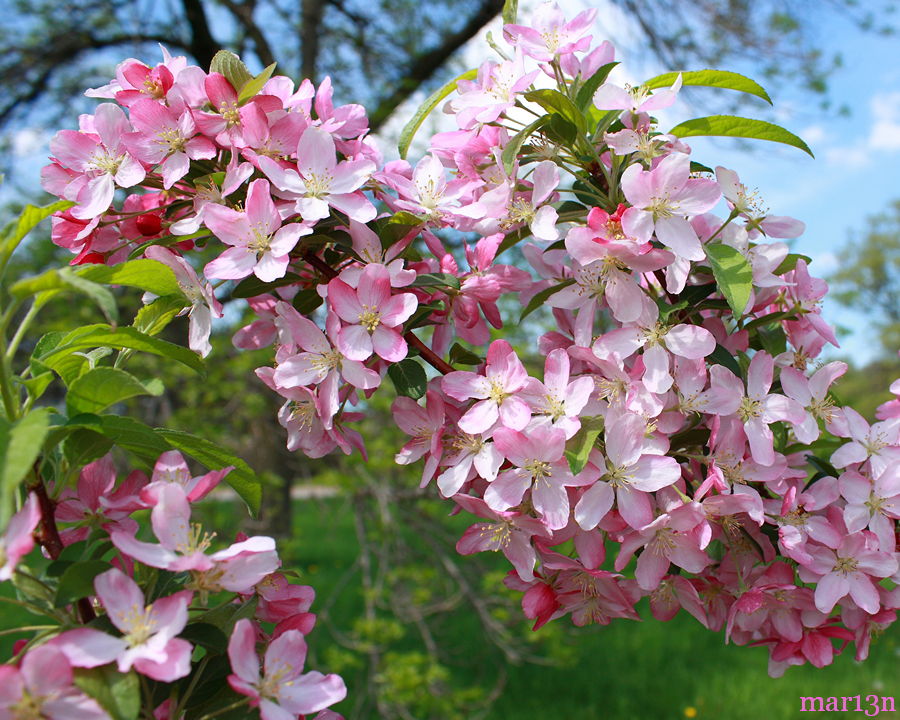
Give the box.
[227,619,347,718]
[0,494,40,581]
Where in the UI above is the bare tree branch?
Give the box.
[218,0,278,67]
[368,0,502,132]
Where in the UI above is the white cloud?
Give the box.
[868,91,900,150]
[11,128,49,157]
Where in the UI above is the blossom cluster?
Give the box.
[35,0,900,678]
[0,453,345,719]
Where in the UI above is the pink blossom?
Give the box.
[327,264,418,362]
[780,361,846,444]
[830,408,900,474]
[839,465,900,551]
[228,619,346,718]
[126,99,215,188]
[46,104,145,219]
[454,494,551,581]
[442,340,531,433]
[593,301,716,393]
[140,449,231,505]
[574,412,683,530]
[0,493,40,582]
[520,348,593,438]
[594,74,683,115]
[620,152,721,261]
[52,568,193,681]
[804,533,898,614]
[204,179,312,282]
[485,425,592,529]
[258,126,376,223]
[144,246,223,357]
[503,2,596,61]
[0,645,110,719]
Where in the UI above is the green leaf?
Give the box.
[54,560,111,607]
[448,343,482,366]
[0,407,52,497]
[65,414,170,462]
[200,596,258,633]
[66,367,164,416]
[387,358,428,400]
[398,69,478,159]
[773,252,813,275]
[564,416,604,474]
[155,429,262,514]
[77,258,184,297]
[38,324,204,378]
[238,62,277,104]
[16,371,54,402]
[705,244,753,318]
[708,344,741,376]
[523,89,586,135]
[501,0,518,24]
[292,288,324,315]
[410,272,460,291]
[133,295,186,337]
[232,272,302,299]
[74,666,140,720]
[575,62,619,110]
[63,428,115,469]
[644,70,772,104]
[209,50,253,93]
[668,115,814,157]
[59,268,119,324]
[180,622,229,654]
[0,200,72,260]
[520,279,574,321]
[501,117,546,175]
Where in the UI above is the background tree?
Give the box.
[828,198,900,418]
[1,0,898,175]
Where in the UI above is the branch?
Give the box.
[181,0,219,69]
[218,0,277,67]
[368,0,503,132]
[301,0,327,82]
[28,464,95,623]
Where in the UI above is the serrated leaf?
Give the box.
[398,69,478,159]
[209,50,252,93]
[645,70,772,104]
[77,259,184,297]
[502,116,547,175]
[708,344,741,376]
[63,428,115,470]
[237,62,276,104]
[524,89,586,134]
[155,429,261,514]
[706,244,753,318]
[410,272,460,291]
[773,252,813,275]
[133,295,186,336]
[0,407,52,498]
[387,358,428,400]
[180,622,229,654]
[74,666,140,720]
[0,200,72,261]
[232,272,303,299]
[55,560,111,606]
[67,367,164,416]
[565,416,604,474]
[668,115,814,157]
[38,324,204,378]
[65,414,171,463]
[520,279,574,321]
[575,62,619,110]
[200,596,259,632]
[59,268,119,324]
[448,343,482,366]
